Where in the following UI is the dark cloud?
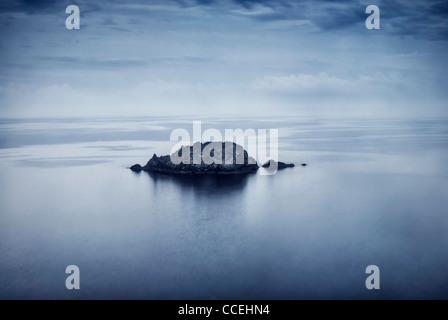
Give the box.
[233,0,291,10]
[0,0,100,16]
[188,0,448,40]
[1,0,446,40]
[380,0,448,40]
[0,0,65,14]
[19,0,57,8]
[310,4,365,31]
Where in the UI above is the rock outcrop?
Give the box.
[261,160,295,169]
[130,141,297,175]
[131,142,259,175]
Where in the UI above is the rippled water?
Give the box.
[1,117,447,299]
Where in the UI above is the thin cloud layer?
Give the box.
[2,0,447,38]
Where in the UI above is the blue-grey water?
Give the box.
[0,116,447,299]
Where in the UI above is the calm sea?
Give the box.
[1,116,447,299]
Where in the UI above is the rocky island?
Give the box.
[130,141,295,175]
[262,160,295,169]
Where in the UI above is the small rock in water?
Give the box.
[130,164,143,172]
[262,160,295,169]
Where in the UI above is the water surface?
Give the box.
[1,117,447,299]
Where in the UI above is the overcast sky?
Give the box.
[0,0,447,118]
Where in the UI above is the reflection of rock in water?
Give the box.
[146,171,252,195]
